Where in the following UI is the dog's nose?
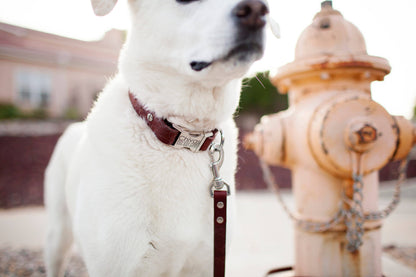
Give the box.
[233,0,269,30]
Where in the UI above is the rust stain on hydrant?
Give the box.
[245,1,415,276]
[345,121,379,153]
[355,125,377,144]
[355,125,377,143]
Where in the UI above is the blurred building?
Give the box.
[0,22,124,118]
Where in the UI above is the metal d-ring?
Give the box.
[210,181,231,197]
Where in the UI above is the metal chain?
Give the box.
[364,158,408,220]
[259,155,409,251]
[343,153,365,252]
[260,159,345,232]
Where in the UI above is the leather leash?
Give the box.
[209,135,230,277]
[213,190,228,277]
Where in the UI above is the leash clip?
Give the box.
[209,130,230,197]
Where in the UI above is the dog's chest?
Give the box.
[121,148,215,235]
[120,152,215,266]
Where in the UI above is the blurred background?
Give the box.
[0,0,415,208]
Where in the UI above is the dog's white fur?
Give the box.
[44,0,266,276]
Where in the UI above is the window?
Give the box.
[15,70,51,108]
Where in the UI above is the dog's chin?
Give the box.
[190,43,264,73]
[223,43,264,63]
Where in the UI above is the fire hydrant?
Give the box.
[245,2,416,276]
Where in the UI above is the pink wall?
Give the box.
[0,22,124,117]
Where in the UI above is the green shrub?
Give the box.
[0,103,50,120]
[238,71,288,116]
[0,103,21,119]
[29,108,49,119]
[63,107,81,120]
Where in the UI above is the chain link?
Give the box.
[259,155,409,252]
[364,158,408,220]
[260,160,345,232]
[344,180,363,249]
[343,153,365,251]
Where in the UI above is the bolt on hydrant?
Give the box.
[245,1,416,276]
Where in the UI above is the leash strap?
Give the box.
[209,130,230,277]
[214,190,227,277]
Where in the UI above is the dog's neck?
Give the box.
[124,69,242,131]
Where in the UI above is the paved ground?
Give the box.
[0,179,415,276]
[227,182,416,276]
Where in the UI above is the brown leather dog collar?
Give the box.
[128,91,218,152]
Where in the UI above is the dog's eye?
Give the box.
[176,0,199,4]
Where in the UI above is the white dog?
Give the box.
[44,0,268,276]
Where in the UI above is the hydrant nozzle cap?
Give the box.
[345,120,378,153]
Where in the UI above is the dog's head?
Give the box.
[92,0,269,85]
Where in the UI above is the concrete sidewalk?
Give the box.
[228,182,416,276]
[1,179,415,276]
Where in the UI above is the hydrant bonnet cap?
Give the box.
[295,3,367,60]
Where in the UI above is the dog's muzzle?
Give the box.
[190,0,268,72]
[227,0,268,61]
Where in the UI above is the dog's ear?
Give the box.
[91,0,118,16]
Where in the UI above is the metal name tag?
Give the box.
[173,124,213,152]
